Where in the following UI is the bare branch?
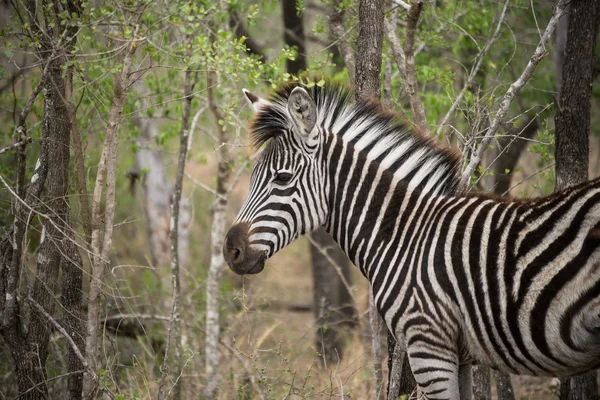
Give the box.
[436,0,509,138]
[0,138,32,156]
[458,0,568,191]
[391,0,410,11]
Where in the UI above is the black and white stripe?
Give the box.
[228,82,600,399]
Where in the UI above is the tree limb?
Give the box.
[459,0,569,191]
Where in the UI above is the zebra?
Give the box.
[223,81,600,399]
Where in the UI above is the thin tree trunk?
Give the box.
[472,366,491,400]
[554,0,598,192]
[493,370,515,400]
[60,234,86,400]
[204,71,232,400]
[84,28,140,397]
[0,70,48,400]
[554,0,600,399]
[355,0,385,395]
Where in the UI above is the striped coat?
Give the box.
[224,82,600,399]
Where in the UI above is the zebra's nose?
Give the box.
[223,223,249,268]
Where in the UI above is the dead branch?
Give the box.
[0,138,32,155]
[458,0,568,191]
[435,0,510,138]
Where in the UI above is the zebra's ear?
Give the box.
[242,88,271,113]
[287,87,316,137]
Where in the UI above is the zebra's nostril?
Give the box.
[231,247,243,264]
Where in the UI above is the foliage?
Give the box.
[0,0,598,397]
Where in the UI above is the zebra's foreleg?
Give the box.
[407,342,460,400]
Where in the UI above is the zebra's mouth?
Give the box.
[223,222,268,275]
[246,257,265,274]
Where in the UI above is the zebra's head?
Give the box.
[224,85,328,275]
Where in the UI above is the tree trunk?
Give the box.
[60,235,86,400]
[355,0,384,98]
[472,366,491,400]
[12,39,72,399]
[554,0,600,399]
[132,109,172,269]
[355,0,386,395]
[204,71,233,400]
[554,0,598,192]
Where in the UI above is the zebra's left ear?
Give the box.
[287,87,317,137]
[243,88,271,113]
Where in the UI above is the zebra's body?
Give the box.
[224,82,600,399]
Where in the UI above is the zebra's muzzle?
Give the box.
[223,223,266,275]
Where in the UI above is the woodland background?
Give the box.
[0,0,599,399]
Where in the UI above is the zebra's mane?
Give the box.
[250,81,462,195]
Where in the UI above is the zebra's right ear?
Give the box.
[243,89,271,113]
[287,87,316,137]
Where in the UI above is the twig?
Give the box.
[219,339,267,400]
[458,0,568,191]
[306,234,358,310]
[0,138,32,156]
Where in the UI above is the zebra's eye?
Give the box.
[274,172,293,184]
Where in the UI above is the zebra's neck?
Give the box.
[322,132,451,278]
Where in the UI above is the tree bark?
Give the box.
[0,2,74,395]
[472,365,491,400]
[355,0,384,98]
[554,0,600,399]
[554,0,598,192]
[60,234,86,400]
